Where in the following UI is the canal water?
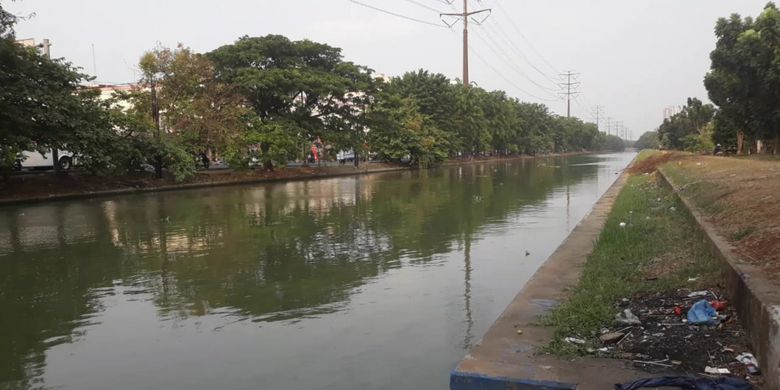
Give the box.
[0,153,634,390]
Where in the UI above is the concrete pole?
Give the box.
[462,0,469,86]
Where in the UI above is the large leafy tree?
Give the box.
[657,98,715,150]
[116,44,256,180]
[366,90,449,168]
[634,131,661,150]
[705,2,780,153]
[140,45,253,158]
[0,3,114,179]
[207,35,375,169]
[386,70,458,137]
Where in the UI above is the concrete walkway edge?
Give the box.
[450,164,657,390]
[657,167,780,390]
[1,153,602,207]
[0,166,408,207]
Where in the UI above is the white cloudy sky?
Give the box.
[7,0,771,139]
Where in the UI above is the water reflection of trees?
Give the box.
[0,156,601,386]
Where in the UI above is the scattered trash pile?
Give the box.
[566,288,762,387]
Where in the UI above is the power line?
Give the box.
[403,0,444,14]
[348,0,447,28]
[472,30,559,98]
[439,1,556,102]
[470,47,558,102]
[464,0,559,88]
[456,1,558,96]
[480,16,560,88]
[486,0,560,75]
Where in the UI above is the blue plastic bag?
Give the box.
[687,299,718,325]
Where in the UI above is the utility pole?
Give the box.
[559,70,580,118]
[41,39,62,172]
[591,105,604,131]
[605,117,613,136]
[441,0,490,86]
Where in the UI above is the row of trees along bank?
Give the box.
[641,2,780,155]
[1,5,625,183]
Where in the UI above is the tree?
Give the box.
[207,35,375,169]
[367,91,449,168]
[119,44,256,180]
[634,131,661,150]
[705,2,780,153]
[657,98,715,150]
[0,3,117,180]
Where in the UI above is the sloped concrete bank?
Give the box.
[0,166,408,207]
[1,152,599,207]
[450,167,661,390]
[658,167,780,389]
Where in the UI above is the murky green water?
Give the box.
[0,153,634,390]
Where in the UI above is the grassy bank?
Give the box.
[544,151,721,354]
[660,154,780,279]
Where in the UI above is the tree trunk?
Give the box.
[737,131,744,155]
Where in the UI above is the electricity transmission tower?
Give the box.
[441,0,491,86]
[591,105,604,131]
[559,70,580,117]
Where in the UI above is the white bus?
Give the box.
[14,150,76,171]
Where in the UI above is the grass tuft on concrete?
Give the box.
[543,152,721,355]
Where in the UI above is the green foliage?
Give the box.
[682,123,715,153]
[366,92,449,168]
[158,140,197,182]
[225,120,300,170]
[705,2,780,152]
[657,98,715,150]
[385,70,613,158]
[634,131,660,150]
[207,35,375,168]
[0,5,117,176]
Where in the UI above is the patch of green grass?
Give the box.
[634,150,664,163]
[731,227,755,241]
[542,174,720,355]
[660,164,731,215]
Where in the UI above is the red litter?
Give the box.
[710,301,728,311]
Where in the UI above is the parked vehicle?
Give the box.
[337,150,355,164]
[15,150,76,171]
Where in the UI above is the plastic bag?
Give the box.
[687,299,718,326]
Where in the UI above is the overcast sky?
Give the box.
[7,0,771,139]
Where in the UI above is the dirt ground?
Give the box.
[604,289,762,387]
[659,154,780,281]
[0,163,400,203]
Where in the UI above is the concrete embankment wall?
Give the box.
[450,165,653,390]
[1,152,594,207]
[657,168,780,390]
[0,166,409,207]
